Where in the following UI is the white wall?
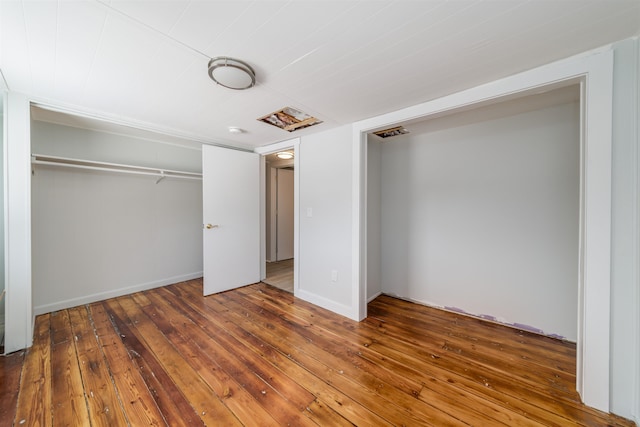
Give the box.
[31,120,202,173]
[265,165,294,262]
[366,136,382,301]
[265,165,276,262]
[297,125,354,316]
[276,168,295,261]
[378,101,580,340]
[609,38,640,422]
[31,121,203,314]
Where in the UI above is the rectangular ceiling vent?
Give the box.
[258,107,322,132]
[372,126,409,139]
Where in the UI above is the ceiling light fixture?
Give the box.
[228,126,244,134]
[207,57,256,90]
[276,151,294,160]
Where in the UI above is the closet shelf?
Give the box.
[31,154,202,182]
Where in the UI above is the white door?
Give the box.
[202,145,260,295]
[276,168,294,260]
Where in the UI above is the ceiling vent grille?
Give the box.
[373,126,409,139]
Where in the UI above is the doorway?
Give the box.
[263,151,295,293]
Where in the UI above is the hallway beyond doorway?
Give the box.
[264,259,293,293]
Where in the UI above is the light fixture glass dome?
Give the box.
[276,151,294,160]
[208,57,256,90]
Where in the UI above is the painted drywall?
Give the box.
[265,165,294,262]
[276,168,294,261]
[377,101,580,341]
[298,125,353,314]
[367,136,382,301]
[265,165,276,262]
[31,120,202,173]
[609,38,640,422]
[31,121,203,314]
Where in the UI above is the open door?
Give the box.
[202,145,260,295]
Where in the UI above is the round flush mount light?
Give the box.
[208,57,256,90]
[276,151,294,160]
[228,127,244,134]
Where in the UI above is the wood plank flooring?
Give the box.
[1,279,635,426]
[264,259,294,293]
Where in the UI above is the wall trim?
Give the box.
[296,288,354,320]
[633,37,640,425]
[4,92,32,354]
[33,272,203,315]
[254,138,299,155]
[353,47,614,412]
[384,293,572,341]
[367,291,382,304]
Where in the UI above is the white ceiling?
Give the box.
[1,0,639,150]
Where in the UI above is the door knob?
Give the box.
[205,224,219,229]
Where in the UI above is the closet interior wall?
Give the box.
[30,119,203,314]
[368,93,580,341]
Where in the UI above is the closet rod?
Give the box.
[31,154,202,181]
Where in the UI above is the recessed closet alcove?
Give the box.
[29,106,204,315]
[367,85,580,341]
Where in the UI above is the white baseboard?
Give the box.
[33,272,203,315]
[380,291,574,342]
[295,289,356,320]
[367,291,382,303]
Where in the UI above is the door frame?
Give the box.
[352,49,614,412]
[255,138,300,295]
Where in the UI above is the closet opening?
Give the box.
[367,84,580,341]
[29,104,204,316]
[365,85,583,405]
[357,50,615,412]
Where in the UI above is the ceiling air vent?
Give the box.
[373,126,409,139]
[258,107,322,132]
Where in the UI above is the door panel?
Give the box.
[202,145,260,295]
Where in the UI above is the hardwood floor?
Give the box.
[264,259,294,293]
[0,279,635,426]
